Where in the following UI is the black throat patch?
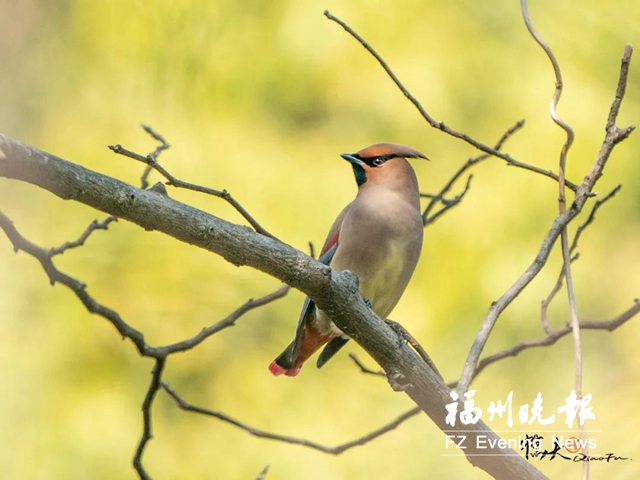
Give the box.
[351,163,367,186]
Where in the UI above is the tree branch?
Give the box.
[421,119,525,226]
[109,125,276,240]
[133,358,166,480]
[467,300,640,387]
[349,353,386,377]
[351,299,640,391]
[540,185,622,333]
[0,133,546,479]
[520,1,587,473]
[49,216,117,256]
[162,381,422,455]
[139,123,170,189]
[0,209,152,354]
[254,465,269,480]
[456,44,635,396]
[156,284,290,356]
[344,300,640,451]
[323,10,576,190]
[0,208,292,478]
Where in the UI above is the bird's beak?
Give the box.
[340,153,365,166]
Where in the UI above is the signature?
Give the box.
[520,435,630,462]
[572,453,630,463]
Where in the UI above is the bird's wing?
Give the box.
[287,205,351,362]
[318,202,350,259]
[313,225,352,367]
[288,241,338,361]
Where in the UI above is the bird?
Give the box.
[269,143,427,377]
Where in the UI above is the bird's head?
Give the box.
[340,143,428,187]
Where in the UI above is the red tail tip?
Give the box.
[269,361,287,376]
[269,362,301,377]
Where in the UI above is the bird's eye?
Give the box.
[372,158,385,167]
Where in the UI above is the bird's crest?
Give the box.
[356,143,427,161]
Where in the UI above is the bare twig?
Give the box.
[581,45,635,191]
[49,128,166,256]
[521,0,580,388]
[572,185,622,251]
[356,298,640,428]
[422,120,525,225]
[109,126,276,240]
[422,176,473,227]
[216,299,639,460]
[466,300,640,387]
[133,358,166,480]
[157,285,290,356]
[456,44,635,396]
[142,124,170,159]
[345,301,640,451]
[348,300,639,391]
[541,185,622,332]
[0,210,291,360]
[161,381,421,455]
[349,354,385,377]
[255,465,270,480]
[49,216,117,256]
[0,210,152,354]
[539,252,579,334]
[323,8,634,410]
[140,124,171,189]
[324,10,576,190]
[522,2,602,473]
[520,1,575,161]
[0,209,291,479]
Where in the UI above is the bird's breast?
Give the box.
[327,192,423,320]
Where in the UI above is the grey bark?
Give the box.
[0,133,547,480]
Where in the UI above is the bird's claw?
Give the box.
[385,319,407,348]
[384,319,444,380]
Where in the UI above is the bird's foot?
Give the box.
[364,298,373,309]
[384,319,444,380]
[384,319,407,348]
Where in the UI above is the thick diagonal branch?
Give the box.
[0,134,545,479]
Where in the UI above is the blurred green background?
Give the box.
[1,1,639,479]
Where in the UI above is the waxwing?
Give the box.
[270,143,426,376]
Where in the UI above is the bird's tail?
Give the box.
[269,324,335,377]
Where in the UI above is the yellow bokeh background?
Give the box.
[1,1,639,479]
